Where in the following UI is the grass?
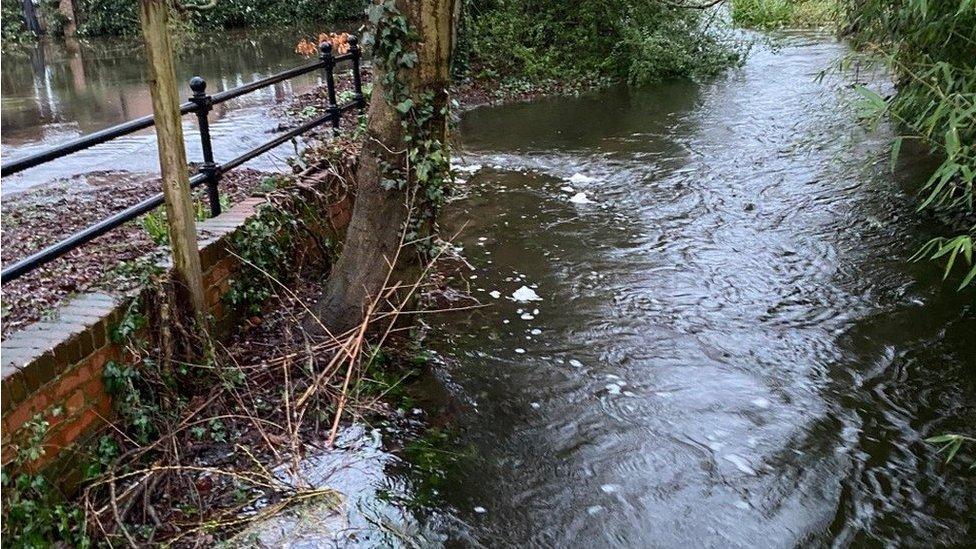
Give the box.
[731,0,840,29]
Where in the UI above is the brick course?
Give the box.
[1,190,352,472]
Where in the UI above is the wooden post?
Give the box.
[139,0,206,317]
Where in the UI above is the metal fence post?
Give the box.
[189,76,221,217]
[348,35,366,110]
[319,41,341,134]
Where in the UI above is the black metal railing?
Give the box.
[1,38,365,285]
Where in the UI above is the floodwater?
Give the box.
[408,31,976,547]
[0,29,344,195]
[4,27,974,547]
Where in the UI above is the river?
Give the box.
[4,28,975,547]
[413,30,976,547]
[0,28,341,195]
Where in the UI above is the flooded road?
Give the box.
[406,32,976,546]
[0,29,340,195]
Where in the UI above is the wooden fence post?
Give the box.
[139,0,206,317]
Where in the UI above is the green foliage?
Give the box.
[458,0,743,86]
[353,344,418,405]
[141,195,230,246]
[76,0,367,37]
[622,10,744,84]
[1,415,91,547]
[186,0,365,29]
[142,210,170,246]
[845,0,976,288]
[40,0,70,37]
[926,433,976,467]
[731,0,839,28]
[1,0,34,47]
[76,0,140,37]
[82,436,121,479]
[225,206,296,315]
[110,295,149,344]
[911,231,976,289]
[104,360,160,443]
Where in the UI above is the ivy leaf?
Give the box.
[395,99,415,114]
[367,4,385,25]
[400,51,419,68]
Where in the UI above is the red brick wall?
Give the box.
[1,193,353,470]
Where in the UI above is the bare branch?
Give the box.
[662,0,727,9]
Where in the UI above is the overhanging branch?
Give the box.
[662,0,727,9]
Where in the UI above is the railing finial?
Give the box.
[318,40,333,61]
[189,75,207,95]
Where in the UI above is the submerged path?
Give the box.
[414,31,975,546]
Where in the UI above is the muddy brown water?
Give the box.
[0,28,347,196]
[406,31,976,547]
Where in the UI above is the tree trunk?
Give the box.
[316,0,457,333]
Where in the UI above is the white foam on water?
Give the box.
[569,192,595,204]
[512,286,543,302]
[568,173,598,184]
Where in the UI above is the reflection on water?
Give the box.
[409,31,974,547]
[0,29,347,194]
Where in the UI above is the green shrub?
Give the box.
[844,0,976,287]
[458,0,744,85]
[1,0,34,46]
[732,0,839,28]
[76,0,367,37]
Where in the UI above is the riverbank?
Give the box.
[0,63,600,338]
[0,0,365,48]
[1,165,478,545]
[0,54,558,541]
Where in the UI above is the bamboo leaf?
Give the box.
[926,435,959,443]
[959,264,976,290]
[945,127,960,157]
[890,137,903,171]
[854,85,887,114]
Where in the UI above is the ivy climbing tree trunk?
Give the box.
[317,0,458,333]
